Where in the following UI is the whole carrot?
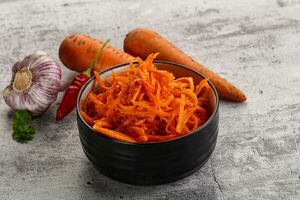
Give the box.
[59,33,133,74]
[123,28,247,102]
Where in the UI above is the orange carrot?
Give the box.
[176,94,185,133]
[93,125,136,143]
[81,53,211,143]
[80,110,94,127]
[128,126,148,142]
[59,33,133,73]
[123,28,247,102]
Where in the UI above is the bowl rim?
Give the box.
[76,60,219,145]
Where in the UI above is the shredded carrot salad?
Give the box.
[80,53,211,143]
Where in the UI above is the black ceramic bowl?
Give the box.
[76,61,219,185]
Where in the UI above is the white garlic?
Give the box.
[3,51,62,116]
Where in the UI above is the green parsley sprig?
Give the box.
[12,111,35,143]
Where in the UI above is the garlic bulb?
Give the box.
[3,51,62,116]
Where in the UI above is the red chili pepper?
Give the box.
[55,39,110,121]
[55,74,89,121]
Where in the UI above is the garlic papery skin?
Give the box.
[3,51,62,116]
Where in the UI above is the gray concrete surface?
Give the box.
[0,0,300,199]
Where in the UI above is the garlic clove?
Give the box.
[3,86,12,97]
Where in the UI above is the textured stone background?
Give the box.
[0,0,299,199]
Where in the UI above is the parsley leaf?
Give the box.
[12,111,35,143]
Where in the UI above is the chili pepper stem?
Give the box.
[83,39,110,77]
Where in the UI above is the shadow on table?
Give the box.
[78,159,219,200]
